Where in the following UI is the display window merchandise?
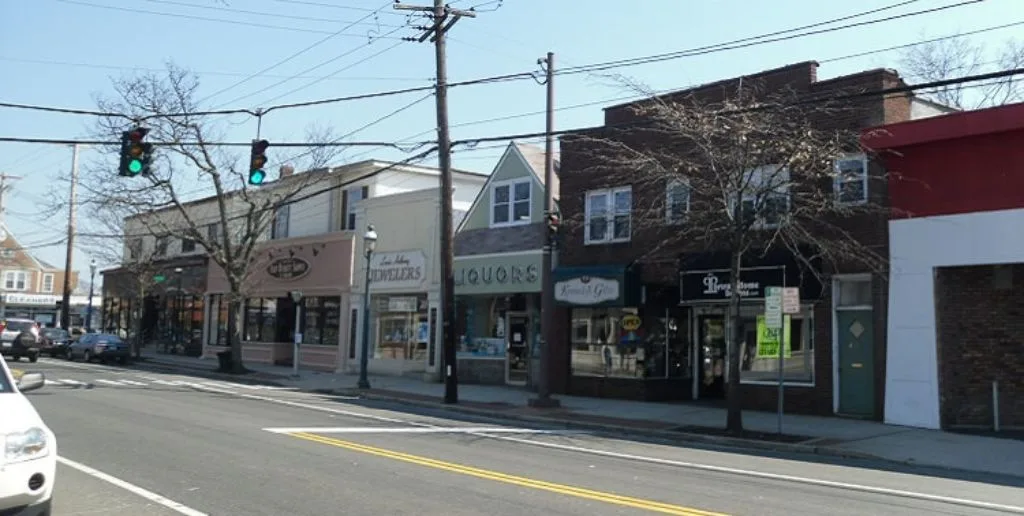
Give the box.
[370,294,429,360]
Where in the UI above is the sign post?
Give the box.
[764,287,783,435]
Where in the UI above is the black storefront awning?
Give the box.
[678,248,825,303]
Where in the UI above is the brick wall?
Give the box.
[935,264,1024,428]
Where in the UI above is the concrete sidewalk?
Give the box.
[136,350,1024,479]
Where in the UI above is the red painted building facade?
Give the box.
[866,101,1024,430]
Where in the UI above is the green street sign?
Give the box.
[153,274,166,283]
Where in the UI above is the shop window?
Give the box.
[302,296,341,346]
[181,237,196,253]
[735,165,790,229]
[570,307,645,378]
[371,294,429,360]
[738,311,814,383]
[207,294,230,346]
[244,298,278,342]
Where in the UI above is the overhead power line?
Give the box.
[143,0,412,28]
[1,0,990,121]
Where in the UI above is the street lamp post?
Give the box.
[358,224,378,390]
[86,258,97,332]
[291,290,303,378]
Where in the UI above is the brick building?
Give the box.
[868,101,1024,430]
[547,61,952,420]
[0,222,93,327]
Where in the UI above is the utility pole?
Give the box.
[60,144,80,330]
[395,0,476,404]
[0,173,21,319]
[529,53,561,408]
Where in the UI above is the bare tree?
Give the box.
[568,89,889,434]
[77,64,328,374]
[899,35,1024,109]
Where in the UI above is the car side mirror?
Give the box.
[17,372,45,393]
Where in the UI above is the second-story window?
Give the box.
[272,204,290,239]
[666,178,691,224]
[127,238,142,260]
[585,186,632,244]
[834,154,868,204]
[491,179,531,227]
[738,165,790,229]
[41,273,54,293]
[181,237,196,253]
[207,223,220,244]
[4,271,27,291]
[345,186,368,230]
[154,235,169,256]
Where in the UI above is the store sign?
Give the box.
[554,276,620,305]
[454,253,543,295]
[369,250,426,290]
[0,294,93,306]
[679,267,785,302]
[267,257,310,280]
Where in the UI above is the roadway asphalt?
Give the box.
[10,357,1024,516]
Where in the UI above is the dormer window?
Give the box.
[490,179,531,227]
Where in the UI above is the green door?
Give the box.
[838,310,874,417]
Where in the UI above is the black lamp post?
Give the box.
[358,224,377,389]
[86,258,97,331]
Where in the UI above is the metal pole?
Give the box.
[777,316,785,436]
[993,380,1000,432]
[292,298,302,378]
[86,265,95,331]
[530,52,560,408]
[358,250,372,389]
[60,144,79,330]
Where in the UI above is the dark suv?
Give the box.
[0,318,42,362]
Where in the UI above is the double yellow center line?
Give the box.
[289,431,727,516]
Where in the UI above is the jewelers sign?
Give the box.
[369,250,427,290]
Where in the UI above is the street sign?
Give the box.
[153,274,166,283]
[764,286,782,329]
[782,287,800,314]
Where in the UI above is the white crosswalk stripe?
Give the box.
[40,376,291,391]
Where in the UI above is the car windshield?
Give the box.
[97,335,122,344]
[5,320,35,332]
[43,328,69,339]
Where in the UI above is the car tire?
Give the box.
[83,350,91,363]
[29,352,38,363]
[118,356,128,365]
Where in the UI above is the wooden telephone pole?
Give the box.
[394,0,476,404]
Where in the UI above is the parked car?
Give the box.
[0,356,56,515]
[67,333,130,364]
[0,319,42,363]
[38,328,72,358]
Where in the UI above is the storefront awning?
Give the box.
[551,264,642,308]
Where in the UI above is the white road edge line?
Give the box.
[178,385,1024,514]
[262,426,563,434]
[57,455,208,516]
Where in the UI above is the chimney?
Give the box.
[279,165,295,178]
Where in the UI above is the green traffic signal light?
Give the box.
[128,159,143,174]
[249,169,266,185]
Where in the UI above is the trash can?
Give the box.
[216,350,233,372]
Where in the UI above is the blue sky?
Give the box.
[1,0,1021,277]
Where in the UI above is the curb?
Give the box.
[329,388,888,463]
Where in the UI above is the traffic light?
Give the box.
[546,211,560,242]
[119,127,153,177]
[249,139,270,185]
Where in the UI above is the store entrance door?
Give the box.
[506,313,529,385]
[697,314,727,399]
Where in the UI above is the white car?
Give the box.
[0,360,55,515]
